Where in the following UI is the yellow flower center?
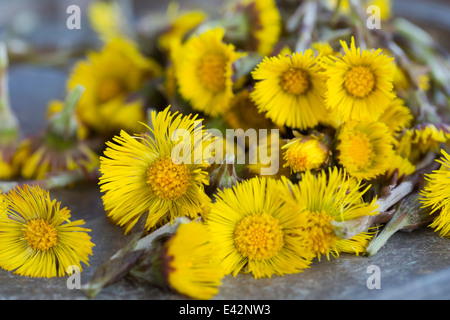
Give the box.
[197,52,227,93]
[302,211,337,256]
[147,157,191,200]
[344,66,375,98]
[281,68,310,95]
[342,132,374,171]
[286,152,308,172]
[234,213,284,261]
[98,78,123,102]
[24,219,58,251]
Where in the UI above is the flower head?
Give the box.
[282,132,330,174]
[0,185,94,277]
[384,154,416,181]
[67,37,162,136]
[247,133,290,178]
[336,121,395,180]
[206,177,313,278]
[278,167,379,259]
[87,1,128,42]
[231,0,281,56]
[99,107,211,234]
[158,3,207,53]
[322,37,395,123]
[420,150,450,237]
[224,89,277,132]
[378,98,413,134]
[251,50,327,130]
[156,221,224,299]
[175,28,244,117]
[398,124,450,163]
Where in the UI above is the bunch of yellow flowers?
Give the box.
[0,0,449,301]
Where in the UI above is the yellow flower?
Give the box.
[224,89,278,132]
[0,192,5,214]
[322,37,395,123]
[21,140,99,180]
[384,154,416,181]
[46,99,89,141]
[99,107,211,234]
[0,143,28,180]
[278,167,379,259]
[87,0,127,42]
[176,28,244,117]
[393,62,410,91]
[377,98,413,134]
[325,0,392,20]
[207,177,313,278]
[312,42,336,57]
[67,37,162,136]
[336,121,395,180]
[232,0,281,56]
[420,150,450,237]
[282,133,330,173]
[251,50,328,130]
[397,124,450,163]
[20,87,100,180]
[247,133,290,179]
[366,0,392,20]
[158,3,207,53]
[163,221,224,299]
[0,185,94,277]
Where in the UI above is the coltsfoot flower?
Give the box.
[175,28,244,117]
[278,167,379,259]
[336,121,395,180]
[420,150,450,237]
[130,220,224,300]
[99,107,211,234]
[282,132,330,174]
[67,37,163,136]
[206,177,313,278]
[322,37,395,123]
[251,50,328,130]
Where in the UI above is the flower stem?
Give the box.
[0,42,19,144]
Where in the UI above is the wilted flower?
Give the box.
[20,86,99,181]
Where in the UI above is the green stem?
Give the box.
[0,42,19,142]
[47,85,85,140]
[365,211,409,257]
